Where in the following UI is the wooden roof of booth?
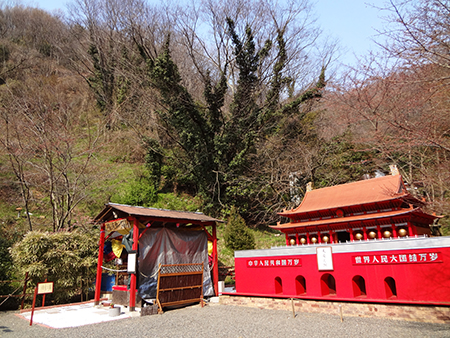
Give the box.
[94,203,222,226]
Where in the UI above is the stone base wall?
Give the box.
[112,289,142,308]
[218,295,450,323]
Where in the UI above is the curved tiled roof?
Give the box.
[279,175,415,216]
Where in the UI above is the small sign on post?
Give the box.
[37,282,54,295]
[128,251,137,274]
[30,281,54,326]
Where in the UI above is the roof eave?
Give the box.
[272,207,437,231]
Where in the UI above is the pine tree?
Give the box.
[224,207,255,251]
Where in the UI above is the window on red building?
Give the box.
[295,275,306,295]
[275,277,283,294]
[352,275,367,297]
[384,277,397,298]
[321,273,336,296]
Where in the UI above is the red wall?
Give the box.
[234,238,450,305]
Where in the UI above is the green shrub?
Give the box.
[110,178,158,207]
[10,229,98,304]
[224,206,255,251]
[150,193,202,211]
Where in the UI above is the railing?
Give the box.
[273,234,431,248]
[0,272,30,309]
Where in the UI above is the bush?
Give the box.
[110,177,158,207]
[10,229,98,304]
[224,207,255,251]
[150,193,202,212]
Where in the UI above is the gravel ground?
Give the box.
[1,303,450,338]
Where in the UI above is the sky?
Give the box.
[315,0,386,66]
[27,0,386,68]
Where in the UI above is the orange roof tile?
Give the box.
[279,175,411,216]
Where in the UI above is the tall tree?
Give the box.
[136,16,326,217]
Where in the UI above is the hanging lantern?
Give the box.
[311,236,318,243]
[383,230,392,238]
[398,228,407,237]
[289,238,296,245]
[322,235,329,243]
[300,237,307,244]
[355,232,363,240]
[368,231,377,239]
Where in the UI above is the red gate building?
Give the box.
[233,174,450,305]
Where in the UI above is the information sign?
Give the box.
[37,282,54,295]
[317,247,334,271]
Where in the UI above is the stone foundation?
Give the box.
[141,304,158,316]
[112,289,142,308]
[218,295,450,324]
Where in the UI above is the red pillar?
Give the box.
[295,233,299,245]
[317,231,321,244]
[408,222,414,236]
[329,231,334,244]
[350,230,354,241]
[129,217,139,311]
[363,227,368,240]
[212,223,219,296]
[285,234,289,246]
[306,233,311,244]
[94,223,106,305]
[377,225,382,239]
[392,225,398,239]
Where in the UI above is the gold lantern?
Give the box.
[290,238,296,245]
[398,228,407,237]
[300,237,307,244]
[311,236,317,243]
[355,232,363,240]
[322,235,329,243]
[368,231,377,239]
[383,230,391,238]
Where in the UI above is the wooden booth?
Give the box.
[93,203,222,312]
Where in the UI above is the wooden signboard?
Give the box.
[156,263,204,314]
[105,218,132,232]
[37,282,54,294]
[30,281,54,326]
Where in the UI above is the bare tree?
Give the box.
[378,0,450,73]
[326,58,450,217]
[0,64,102,231]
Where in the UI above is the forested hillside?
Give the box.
[0,0,449,240]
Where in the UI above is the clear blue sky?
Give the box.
[28,0,385,67]
[315,0,385,66]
